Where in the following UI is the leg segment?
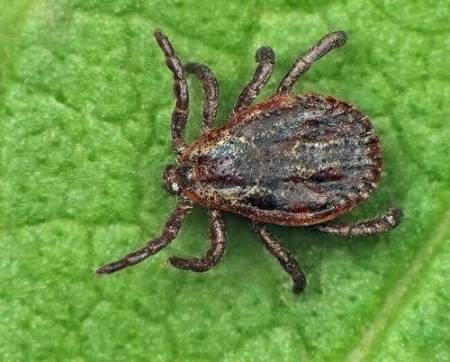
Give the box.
[233,47,275,114]
[316,208,403,237]
[154,29,189,155]
[96,200,193,274]
[184,63,219,133]
[251,221,306,294]
[277,31,347,95]
[169,209,226,272]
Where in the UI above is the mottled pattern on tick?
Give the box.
[181,94,382,226]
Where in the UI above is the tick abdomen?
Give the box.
[185,94,382,226]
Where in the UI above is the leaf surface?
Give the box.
[1,1,449,360]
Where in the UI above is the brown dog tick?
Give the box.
[96,29,403,293]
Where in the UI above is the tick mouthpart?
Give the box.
[164,164,181,195]
[163,163,193,195]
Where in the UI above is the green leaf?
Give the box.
[1,1,449,360]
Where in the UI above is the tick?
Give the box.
[96,29,403,293]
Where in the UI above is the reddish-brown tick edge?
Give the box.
[96,29,403,294]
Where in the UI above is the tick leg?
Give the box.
[154,29,189,155]
[233,47,275,114]
[251,221,307,294]
[96,201,193,274]
[316,208,403,236]
[184,63,219,133]
[169,209,226,272]
[276,31,347,95]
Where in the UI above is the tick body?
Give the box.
[97,30,403,293]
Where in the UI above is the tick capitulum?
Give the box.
[96,29,403,294]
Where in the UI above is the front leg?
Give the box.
[251,221,307,294]
[316,208,403,236]
[154,30,189,155]
[97,200,193,274]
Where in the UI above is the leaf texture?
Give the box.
[1,1,449,360]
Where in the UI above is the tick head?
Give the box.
[163,163,193,195]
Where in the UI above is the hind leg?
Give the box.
[316,208,403,236]
[276,31,347,94]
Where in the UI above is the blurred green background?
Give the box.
[1,1,449,361]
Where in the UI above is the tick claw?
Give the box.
[292,273,307,294]
[96,264,114,275]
